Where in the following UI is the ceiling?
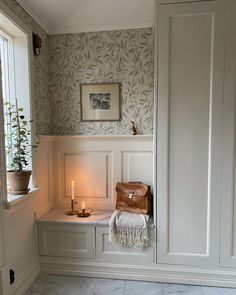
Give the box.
[16,0,155,34]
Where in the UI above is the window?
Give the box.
[0,31,15,170]
[0,9,34,200]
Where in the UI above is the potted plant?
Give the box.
[4,100,37,195]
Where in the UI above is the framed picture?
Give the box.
[80,83,120,121]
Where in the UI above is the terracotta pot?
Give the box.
[7,170,31,195]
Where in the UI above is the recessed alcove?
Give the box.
[1,0,236,294]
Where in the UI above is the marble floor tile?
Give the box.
[163,283,203,295]
[85,278,126,295]
[24,275,236,295]
[25,274,90,295]
[125,280,163,295]
[202,286,236,295]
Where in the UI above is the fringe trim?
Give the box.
[108,226,149,250]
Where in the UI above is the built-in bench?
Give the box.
[37,209,155,273]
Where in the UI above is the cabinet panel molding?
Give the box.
[38,223,95,259]
[220,11,236,268]
[53,135,153,210]
[95,226,154,264]
[157,1,224,266]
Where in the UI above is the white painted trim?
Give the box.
[15,0,50,34]
[49,21,153,35]
[159,0,216,4]
[153,0,159,235]
[37,136,54,143]
[39,258,236,288]
[5,188,40,208]
[11,260,39,295]
[4,189,40,214]
[0,264,10,294]
[0,0,38,201]
[52,135,153,210]
[0,1,31,36]
[0,43,7,269]
[44,135,153,142]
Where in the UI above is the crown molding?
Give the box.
[16,0,50,33]
[49,20,154,35]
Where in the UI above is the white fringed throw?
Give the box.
[108,210,149,250]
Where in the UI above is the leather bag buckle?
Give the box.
[128,192,134,199]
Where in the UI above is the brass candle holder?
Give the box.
[66,199,78,215]
[78,208,93,218]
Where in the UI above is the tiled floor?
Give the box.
[24,274,236,295]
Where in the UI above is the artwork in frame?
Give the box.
[80,83,120,121]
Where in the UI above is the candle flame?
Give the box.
[82,202,85,210]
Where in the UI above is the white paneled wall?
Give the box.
[1,137,54,295]
[65,152,111,199]
[52,136,153,210]
[35,137,54,215]
[122,152,153,185]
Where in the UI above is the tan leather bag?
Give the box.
[115,182,151,215]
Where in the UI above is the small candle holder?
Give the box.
[66,199,78,215]
[78,208,93,218]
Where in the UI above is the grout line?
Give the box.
[84,277,92,295]
[124,280,127,295]
[201,286,205,295]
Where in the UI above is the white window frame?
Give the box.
[0,2,37,206]
[0,31,16,171]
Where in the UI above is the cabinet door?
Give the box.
[156,1,224,267]
[38,223,95,259]
[96,226,154,264]
[220,10,236,268]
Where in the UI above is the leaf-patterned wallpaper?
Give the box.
[49,29,154,135]
[4,0,154,135]
[2,0,51,135]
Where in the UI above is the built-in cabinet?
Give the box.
[157,0,236,269]
[37,210,155,266]
[220,9,236,269]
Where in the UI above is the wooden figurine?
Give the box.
[131,121,137,135]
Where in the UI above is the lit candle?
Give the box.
[82,202,85,210]
[71,181,75,200]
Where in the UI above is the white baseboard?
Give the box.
[39,258,236,288]
[0,264,10,295]
[11,260,40,295]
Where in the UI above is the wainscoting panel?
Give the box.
[38,223,95,259]
[53,136,153,210]
[36,137,54,215]
[65,152,111,199]
[122,151,153,188]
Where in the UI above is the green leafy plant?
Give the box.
[4,100,37,172]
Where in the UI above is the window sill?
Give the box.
[5,187,40,209]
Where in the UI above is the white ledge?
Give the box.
[5,187,40,209]
[38,135,153,142]
[37,209,113,225]
[37,209,154,227]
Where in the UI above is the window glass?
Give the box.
[0,33,13,170]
